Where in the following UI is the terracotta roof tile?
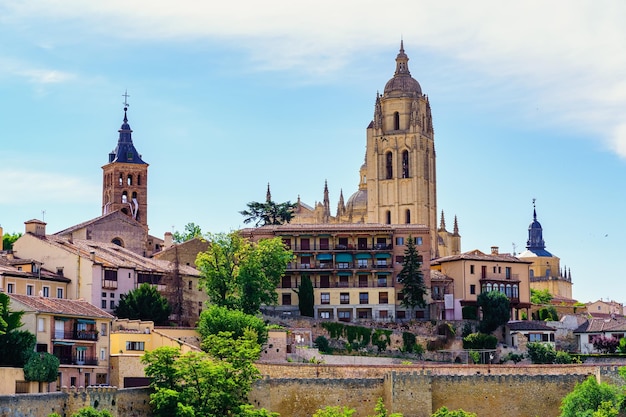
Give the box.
[9,294,114,319]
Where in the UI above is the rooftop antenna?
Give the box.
[42,210,46,222]
[512,242,517,256]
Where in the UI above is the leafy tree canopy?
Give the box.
[114,283,171,325]
[477,290,510,334]
[172,222,203,243]
[313,406,356,417]
[197,305,268,346]
[70,407,114,417]
[397,236,427,309]
[240,200,297,227]
[560,375,624,417]
[530,288,553,305]
[0,293,36,367]
[431,407,477,417]
[2,232,21,251]
[196,232,293,315]
[24,352,60,383]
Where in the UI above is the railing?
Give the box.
[54,331,99,341]
[289,244,393,251]
[56,355,99,366]
[285,263,392,271]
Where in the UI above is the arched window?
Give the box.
[405,209,411,224]
[499,284,505,293]
[127,174,132,186]
[529,269,534,278]
[486,283,492,292]
[386,152,393,179]
[121,191,128,203]
[118,174,123,186]
[505,284,512,297]
[394,112,400,130]
[132,191,137,200]
[137,174,141,185]
[402,150,409,178]
[111,238,124,247]
[512,285,519,298]
[385,211,391,224]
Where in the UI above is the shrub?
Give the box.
[527,342,556,364]
[314,335,331,354]
[461,322,474,338]
[462,306,477,320]
[592,335,620,354]
[462,332,497,350]
[402,332,417,353]
[555,350,576,364]
[372,329,392,352]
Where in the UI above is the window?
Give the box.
[27,285,34,296]
[110,300,115,309]
[300,238,310,250]
[281,276,292,288]
[100,348,107,361]
[377,276,387,287]
[359,292,369,304]
[126,341,145,351]
[394,111,400,130]
[338,237,348,248]
[386,211,391,224]
[376,259,388,268]
[101,300,107,309]
[337,262,350,269]
[101,292,107,298]
[38,318,45,332]
[379,292,388,304]
[319,238,329,250]
[340,293,350,304]
[320,275,330,288]
[396,237,404,246]
[395,255,404,264]
[127,174,132,185]
[397,311,406,319]
[379,310,388,319]
[57,288,63,299]
[358,276,368,287]
[358,259,368,268]
[470,284,476,295]
[188,281,192,290]
[320,311,330,319]
[320,293,330,305]
[416,237,423,245]
[493,266,497,273]
[282,238,291,249]
[505,267,511,279]
[282,293,292,305]
[402,150,409,178]
[339,276,349,287]
[42,286,50,297]
[6,283,14,294]
[405,209,411,224]
[100,323,107,336]
[397,292,404,301]
[481,266,487,279]
[338,311,351,322]
[528,333,542,342]
[36,343,47,353]
[386,152,393,179]
[300,256,311,268]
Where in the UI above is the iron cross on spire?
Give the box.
[122,90,130,108]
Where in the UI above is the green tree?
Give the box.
[535,306,559,321]
[196,232,293,315]
[172,222,203,243]
[142,330,265,417]
[24,351,60,391]
[369,397,402,417]
[431,407,477,417]
[240,200,297,227]
[313,406,356,417]
[294,275,314,317]
[2,232,21,251]
[476,290,510,334]
[0,293,36,367]
[197,305,268,346]
[397,236,427,309]
[530,288,553,304]
[70,407,113,417]
[114,283,171,326]
[560,375,624,417]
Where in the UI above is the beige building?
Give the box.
[431,247,532,321]
[586,300,624,317]
[0,253,70,298]
[13,221,206,326]
[287,42,460,260]
[517,203,574,301]
[240,223,431,321]
[9,294,113,389]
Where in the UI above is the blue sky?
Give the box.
[1,1,624,304]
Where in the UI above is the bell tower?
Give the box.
[102,98,149,229]
[366,41,437,251]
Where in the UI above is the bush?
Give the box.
[503,352,524,363]
[402,332,417,353]
[555,350,576,364]
[314,336,331,354]
[592,335,620,354]
[527,342,556,364]
[462,306,477,320]
[461,322,474,338]
[462,332,497,350]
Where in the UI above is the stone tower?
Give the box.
[365,41,437,245]
[101,105,149,229]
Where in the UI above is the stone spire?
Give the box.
[336,189,345,217]
[323,180,330,222]
[453,215,459,236]
[266,183,272,202]
[108,104,146,164]
[438,210,446,232]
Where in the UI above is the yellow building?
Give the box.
[0,253,70,298]
[288,42,460,260]
[241,223,431,321]
[9,294,113,389]
[431,247,532,321]
[517,202,574,301]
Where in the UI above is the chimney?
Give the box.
[90,250,96,262]
[164,232,173,249]
[491,246,499,255]
[0,225,3,251]
[25,219,47,237]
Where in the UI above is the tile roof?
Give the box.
[240,223,429,234]
[9,294,114,319]
[54,210,141,236]
[0,255,71,283]
[432,249,532,265]
[508,320,555,331]
[574,317,626,333]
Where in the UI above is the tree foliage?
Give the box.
[477,290,510,334]
[534,306,559,321]
[592,335,620,354]
[369,397,403,417]
[397,236,427,309]
[196,232,293,315]
[0,293,36,367]
[530,288,553,305]
[142,330,264,417]
[294,275,314,317]
[2,232,21,251]
[462,332,497,350]
[431,407,477,417]
[560,375,624,417]
[70,407,113,417]
[114,283,171,325]
[313,406,356,417]
[24,352,60,383]
[172,222,203,243]
[197,305,268,347]
[240,200,297,227]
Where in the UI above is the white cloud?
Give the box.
[0,169,99,204]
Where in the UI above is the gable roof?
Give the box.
[0,255,71,283]
[54,210,143,236]
[432,249,532,265]
[9,294,114,319]
[508,320,555,332]
[574,317,626,333]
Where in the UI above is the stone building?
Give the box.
[288,42,460,260]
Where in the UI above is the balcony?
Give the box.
[57,355,99,366]
[54,330,99,342]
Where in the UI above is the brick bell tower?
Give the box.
[102,96,149,229]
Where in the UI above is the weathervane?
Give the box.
[122,90,130,108]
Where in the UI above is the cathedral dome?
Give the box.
[383,41,422,98]
[346,189,367,210]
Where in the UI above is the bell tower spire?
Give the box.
[102,93,149,229]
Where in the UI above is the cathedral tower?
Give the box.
[102,104,149,229]
[365,41,437,246]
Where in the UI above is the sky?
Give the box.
[0,1,624,304]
